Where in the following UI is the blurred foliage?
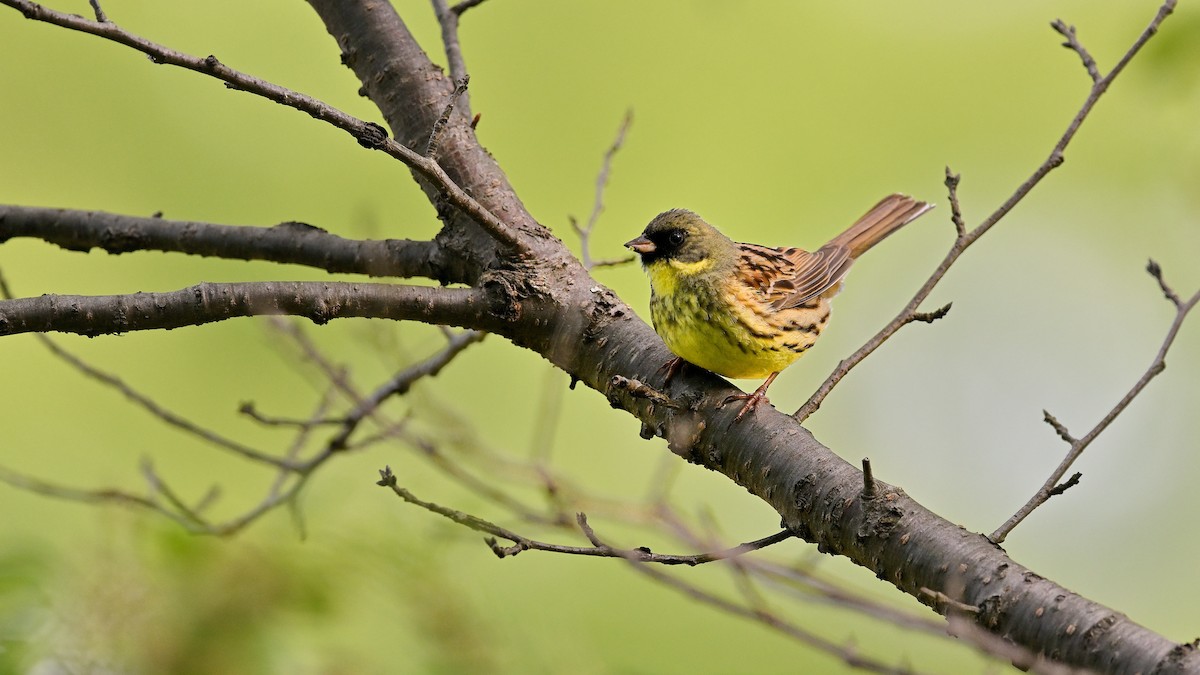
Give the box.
[0,1,1198,674]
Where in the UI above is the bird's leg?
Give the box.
[722,372,780,422]
[658,356,687,386]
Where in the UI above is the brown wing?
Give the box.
[772,194,934,309]
[774,245,853,309]
[736,242,850,309]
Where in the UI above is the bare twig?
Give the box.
[87,0,106,23]
[140,459,208,526]
[378,466,792,565]
[34,336,291,469]
[793,0,1178,422]
[1047,472,1083,498]
[944,167,966,237]
[905,303,952,325]
[1146,258,1181,307]
[0,0,527,252]
[861,457,876,499]
[617,545,932,675]
[1051,20,1102,84]
[0,463,199,529]
[1042,410,1078,444]
[571,110,634,270]
[326,330,485,450]
[946,615,1097,675]
[752,560,950,637]
[919,587,980,615]
[238,402,346,428]
[432,0,472,118]
[450,0,490,15]
[991,266,1199,543]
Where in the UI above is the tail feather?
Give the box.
[826,193,934,259]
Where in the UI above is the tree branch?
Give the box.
[571,110,636,271]
[0,205,452,281]
[378,466,793,565]
[991,268,1200,543]
[431,0,472,118]
[0,281,495,337]
[0,0,529,255]
[325,329,486,450]
[2,1,1194,671]
[793,0,1177,422]
[304,0,550,276]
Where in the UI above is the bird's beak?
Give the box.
[624,236,656,255]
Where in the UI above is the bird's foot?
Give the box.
[658,356,687,386]
[719,373,779,422]
[722,389,771,422]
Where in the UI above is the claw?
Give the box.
[658,356,686,386]
[720,372,779,422]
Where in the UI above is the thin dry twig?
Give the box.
[326,329,485,450]
[87,0,106,23]
[37,338,291,469]
[1147,258,1181,307]
[919,587,981,615]
[944,167,967,237]
[239,401,346,428]
[946,615,1098,675]
[0,269,290,470]
[432,0,472,118]
[1052,19,1102,84]
[860,457,876,499]
[378,466,792,564]
[140,459,209,526]
[991,265,1199,543]
[0,463,198,529]
[450,0,490,16]
[793,0,1178,422]
[612,539,932,675]
[1042,410,1078,444]
[571,110,635,270]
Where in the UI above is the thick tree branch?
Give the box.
[0,205,453,281]
[304,0,551,281]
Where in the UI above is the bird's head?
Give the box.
[624,209,733,275]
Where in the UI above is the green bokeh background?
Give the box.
[1,1,1198,673]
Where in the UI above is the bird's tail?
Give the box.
[826,193,933,259]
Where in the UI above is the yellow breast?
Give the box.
[645,260,829,380]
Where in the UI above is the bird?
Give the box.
[624,193,933,421]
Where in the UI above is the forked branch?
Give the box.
[793,0,1178,422]
[0,0,528,253]
[991,265,1200,543]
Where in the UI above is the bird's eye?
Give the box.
[667,230,686,247]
